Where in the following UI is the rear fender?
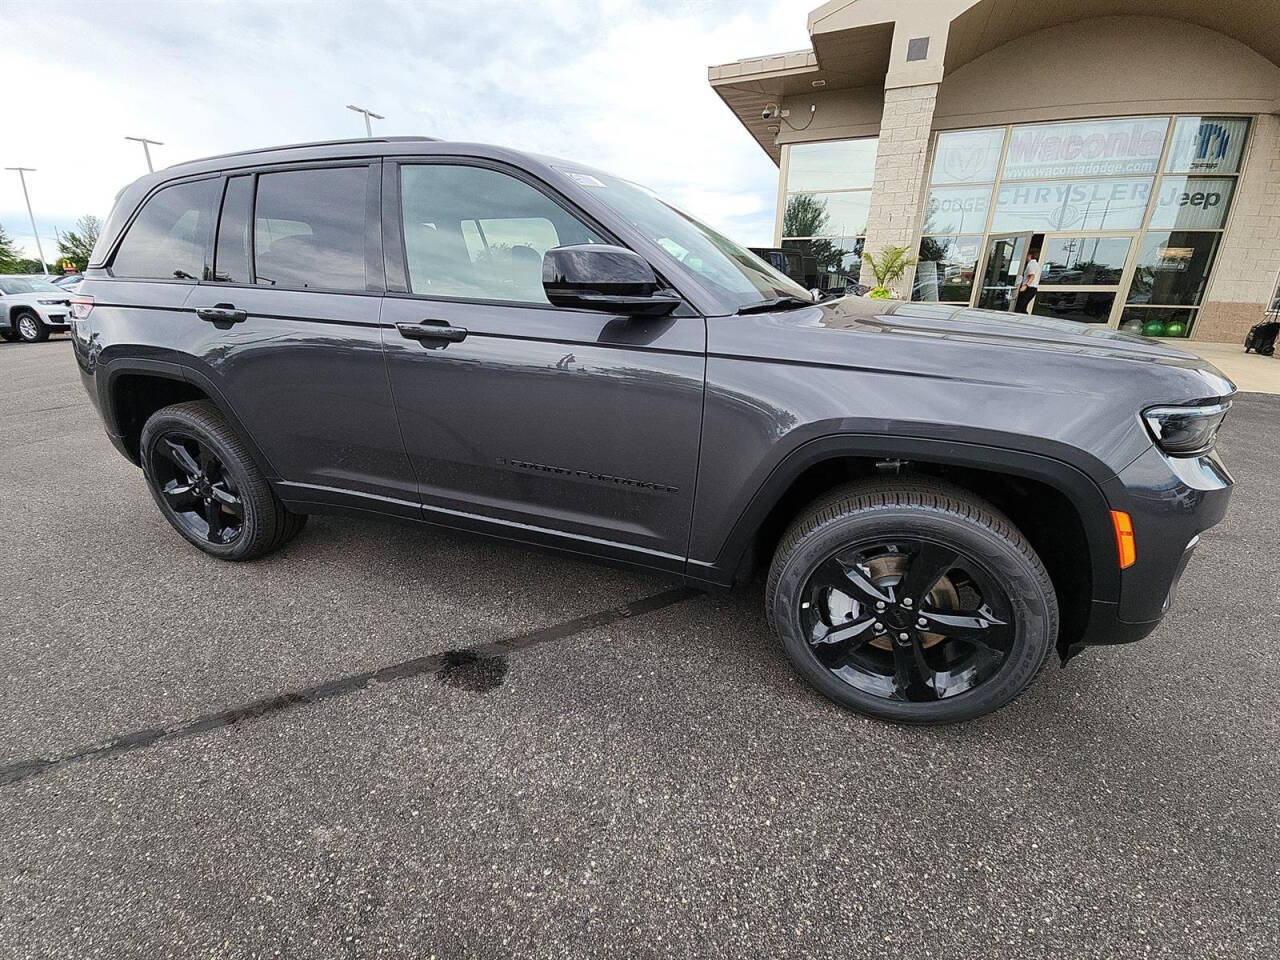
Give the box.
[96,353,279,479]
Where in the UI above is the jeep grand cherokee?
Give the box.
[69,137,1235,723]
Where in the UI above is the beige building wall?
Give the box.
[933,17,1280,130]
[1196,113,1280,341]
[777,86,883,147]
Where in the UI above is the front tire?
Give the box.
[766,479,1058,724]
[14,310,48,343]
[140,400,307,561]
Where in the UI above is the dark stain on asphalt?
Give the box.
[436,650,509,692]
[0,586,699,787]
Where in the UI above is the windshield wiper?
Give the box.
[735,295,815,315]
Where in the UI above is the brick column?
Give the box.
[1193,113,1280,342]
[862,83,939,297]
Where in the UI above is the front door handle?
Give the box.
[397,320,468,345]
[196,303,247,324]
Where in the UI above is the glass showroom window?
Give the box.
[1121,117,1249,337]
[782,137,877,294]
[914,127,1004,303]
[914,114,1250,335]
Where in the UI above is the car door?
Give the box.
[380,158,705,572]
[185,162,418,516]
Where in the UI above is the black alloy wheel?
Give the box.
[800,537,1013,703]
[767,480,1057,724]
[140,400,307,561]
[148,431,246,546]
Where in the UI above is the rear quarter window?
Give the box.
[110,178,220,280]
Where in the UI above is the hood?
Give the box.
[0,291,72,307]
[707,296,1237,476]
[806,297,1236,397]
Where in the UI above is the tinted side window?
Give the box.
[253,166,369,290]
[111,178,219,280]
[213,175,253,283]
[399,164,602,304]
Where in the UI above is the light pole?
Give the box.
[125,136,164,172]
[346,104,384,137]
[5,166,49,275]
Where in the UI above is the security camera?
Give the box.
[761,104,779,121]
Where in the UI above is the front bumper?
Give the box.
[1115,445,1232,623]
[1078,445,1232,652]
[1074,534,1202,650]
[38,305,71,330]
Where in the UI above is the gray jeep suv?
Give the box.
[70,137,1235,723]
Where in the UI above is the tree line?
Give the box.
[0,215,101,274]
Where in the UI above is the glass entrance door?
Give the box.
[976,233,1030,311]
[1031,233,1135,327]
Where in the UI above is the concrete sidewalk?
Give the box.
[1182,340,1280,394]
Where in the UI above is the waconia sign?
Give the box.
[1003,117,1170,180]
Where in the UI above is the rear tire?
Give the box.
[14,310,48,343]
[766,478,1058,724]
[140,400,307,561]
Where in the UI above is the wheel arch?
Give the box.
[101,358,278,479]
[10,305,40,326]
[695,434,1121,660]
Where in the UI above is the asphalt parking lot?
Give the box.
[1,336,1277,959]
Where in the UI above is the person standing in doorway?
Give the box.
[1015,249,1040,313]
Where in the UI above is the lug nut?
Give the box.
[918,617,928,627]
[874,622,884,632]
[875,601,886,612]
[902,598,913,607]
[898,632,909,641]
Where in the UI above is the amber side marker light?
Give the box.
[1111,510,1136,569]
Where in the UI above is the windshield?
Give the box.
[0,277,62,295]
[571,171,812,311]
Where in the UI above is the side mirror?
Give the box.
[543,244,682,317]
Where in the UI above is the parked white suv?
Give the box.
[0,276,73,343]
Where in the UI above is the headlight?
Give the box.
[37,298,66,305]
[1143,401,1230,457]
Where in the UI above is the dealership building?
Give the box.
[709,0,1280,341]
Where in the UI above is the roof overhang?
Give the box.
[710,0,1280,164]
[708,23,892,164]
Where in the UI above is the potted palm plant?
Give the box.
[862,245,918,300]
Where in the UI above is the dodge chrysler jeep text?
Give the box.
[70,137,1235,723]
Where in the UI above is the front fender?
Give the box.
[686,430,1122,607]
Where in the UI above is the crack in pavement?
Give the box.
[0,586,699,787]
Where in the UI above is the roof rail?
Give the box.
[168,136,442,169]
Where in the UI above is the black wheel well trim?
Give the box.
[99,357,279,479]
[705,432,1122,602]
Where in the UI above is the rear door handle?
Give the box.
[196,303,247,324]
[396,320,468,345]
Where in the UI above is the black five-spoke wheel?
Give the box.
[801,538,1012,703]
[150,432,246,545]
[767,480,1058,723]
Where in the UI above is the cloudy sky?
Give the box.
[2,0,814,262]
